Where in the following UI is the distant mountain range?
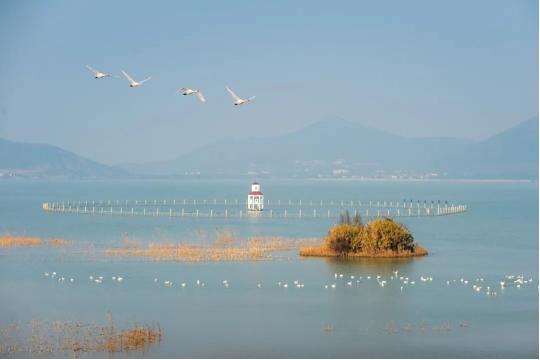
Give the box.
[1,116,537,179]
[0,138,125,178]
[121,116,539,180]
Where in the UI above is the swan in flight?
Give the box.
[226,86,255,106]
[178,87,206,102]
[121,70,152,87]
[86,65,111,79]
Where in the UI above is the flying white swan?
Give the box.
[121,70,152,87]
[86,65,111,79]
[178,87,206,102]
[226,86,255,106]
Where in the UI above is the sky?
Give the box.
[0,0,538,165]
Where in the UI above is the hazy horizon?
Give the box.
[0,0,538,165]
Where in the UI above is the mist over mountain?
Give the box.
[0,138,125,178]
[2,116,537,180]
[439,116,538,179]
[122,116,538,180]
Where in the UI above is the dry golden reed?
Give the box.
[0,235,42,248]
[299,243,428,258]
[1,315,161,357]
[0,235,71,248]
[105,234,320,262]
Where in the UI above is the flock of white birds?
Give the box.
[43,270,534,299]
[85,65,255,106]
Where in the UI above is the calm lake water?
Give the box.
[0,179,538,358]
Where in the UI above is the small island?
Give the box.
[300,211,428,258]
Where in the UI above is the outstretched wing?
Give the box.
[140,76,152,84]
[86,65,99,75]
[226,86,242,102]
[196,91,206,103]
[247,96,256,102]
[121,70,136,84]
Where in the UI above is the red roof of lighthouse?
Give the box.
[249,191,264,195]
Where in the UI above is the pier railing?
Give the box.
[41,199,467,219]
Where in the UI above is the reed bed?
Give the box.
[299,243,428,258]
[105,243,269,261]
[0,235,42,248]
[104,236,320,262]
[1,315,161,357]
[0,235,71,248]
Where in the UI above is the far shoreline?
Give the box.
[0,176,536,183]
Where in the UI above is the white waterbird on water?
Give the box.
[86,65,111,79]
[178,88,206,102]
[226,86,255,106]
[122,70,152,87]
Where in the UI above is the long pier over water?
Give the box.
[42,199,467,219]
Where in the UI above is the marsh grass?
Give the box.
[299,243,428,258]
[1,314,161,357]
[0,235,42,248]
[0,235,71,248]
[105,232,319,262]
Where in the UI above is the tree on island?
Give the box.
[301,211,427,258]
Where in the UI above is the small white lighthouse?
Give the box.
[247,182,264,211]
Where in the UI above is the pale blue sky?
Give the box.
[0,0,537,164]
